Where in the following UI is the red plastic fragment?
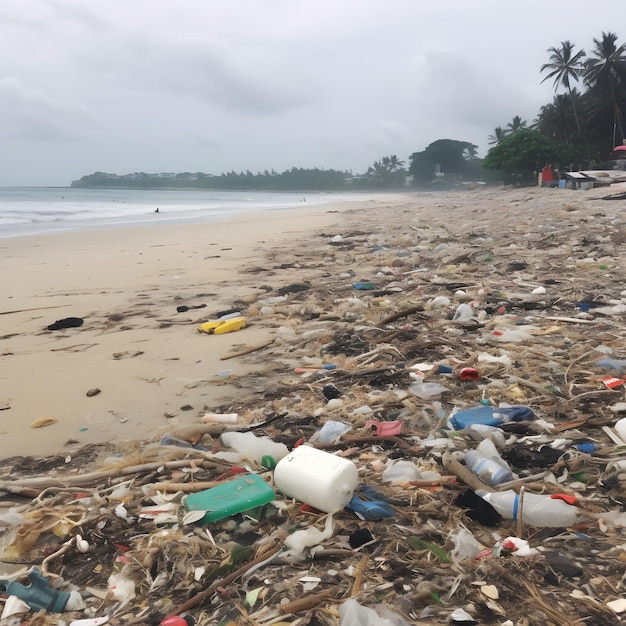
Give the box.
[160,617,188,626]
[602,375,625,389]
[550,493,577,505]
[459,367,480,381]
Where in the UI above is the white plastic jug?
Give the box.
[273,445,358,513]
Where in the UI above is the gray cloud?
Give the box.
[0,78,99,142]
[0,0,623,185]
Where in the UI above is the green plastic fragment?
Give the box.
[408,537,451,562]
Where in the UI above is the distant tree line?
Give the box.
[71,168,350,191]
[73,32,626,191]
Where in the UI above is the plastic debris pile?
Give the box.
[1,187,626,625]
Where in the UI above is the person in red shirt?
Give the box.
[541,163,554,185]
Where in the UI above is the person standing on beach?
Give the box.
[541,164,554,186]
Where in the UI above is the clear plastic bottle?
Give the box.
[464,450,513,486]
[217,432,289,464]
[479,489,578,527]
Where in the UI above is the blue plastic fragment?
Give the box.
[596,358,626,372]
[346,495,395,520]
[450,405,535,430]
[574,442,597,453]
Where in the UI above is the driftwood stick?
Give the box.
[147,481,221,493]
[378,305,423,326]
[0,458,217,490]
[172,538,283,614]
[0,484,42,498]
[351,552,370,597]
[0,305,70,316]
[280,589,335,614]
[220,339,275,360]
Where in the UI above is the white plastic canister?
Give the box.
[273,445,358,513]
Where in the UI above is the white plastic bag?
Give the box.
[339,598,410,626]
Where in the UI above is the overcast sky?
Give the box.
[1,1,625,186]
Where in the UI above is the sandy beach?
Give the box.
[1,186,625,460]
[2,185,626,624]
[0,200,361,458]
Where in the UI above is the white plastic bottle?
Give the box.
[218,431,289,464]
[479,489,578,527]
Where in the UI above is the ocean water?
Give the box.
[0,187,364,239]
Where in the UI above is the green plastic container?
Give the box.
[183,474,275,523]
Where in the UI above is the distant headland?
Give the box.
[70,169,357,191]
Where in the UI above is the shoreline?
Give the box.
[0,196,388,459]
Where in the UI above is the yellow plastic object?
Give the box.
[197,316,246,335]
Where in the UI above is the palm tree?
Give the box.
[388,154,405,172]
[463,145,479,161]
[506,115,528,134]
[535,93,577,142]
[488,126,506,145]
[540,40,586,133]
[583,31,626,145]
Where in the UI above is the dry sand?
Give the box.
[0,200,364,458]
[1,186,624,460]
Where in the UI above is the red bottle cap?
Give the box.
[459,367,480,381]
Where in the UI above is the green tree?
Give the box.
[408,139,478,186]
[540,40,585,133]
[583,31,626,145]
[363,154,406,187]
[483,129,557,184]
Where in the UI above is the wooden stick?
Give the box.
[147,481,221,493]
[543,316,599,325]
[495,472,547,491]
[0,305,70,316]
[172,538,283,614]
[351,553,369,597]
[378,305,423,326]
[0,458,218,489]
[280,589,335,614]
[220,339,275,360]
[516,486,525,538]
[0,484,42,498]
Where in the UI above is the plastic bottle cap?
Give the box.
[550,493,577,505]
[261,455,277,469]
